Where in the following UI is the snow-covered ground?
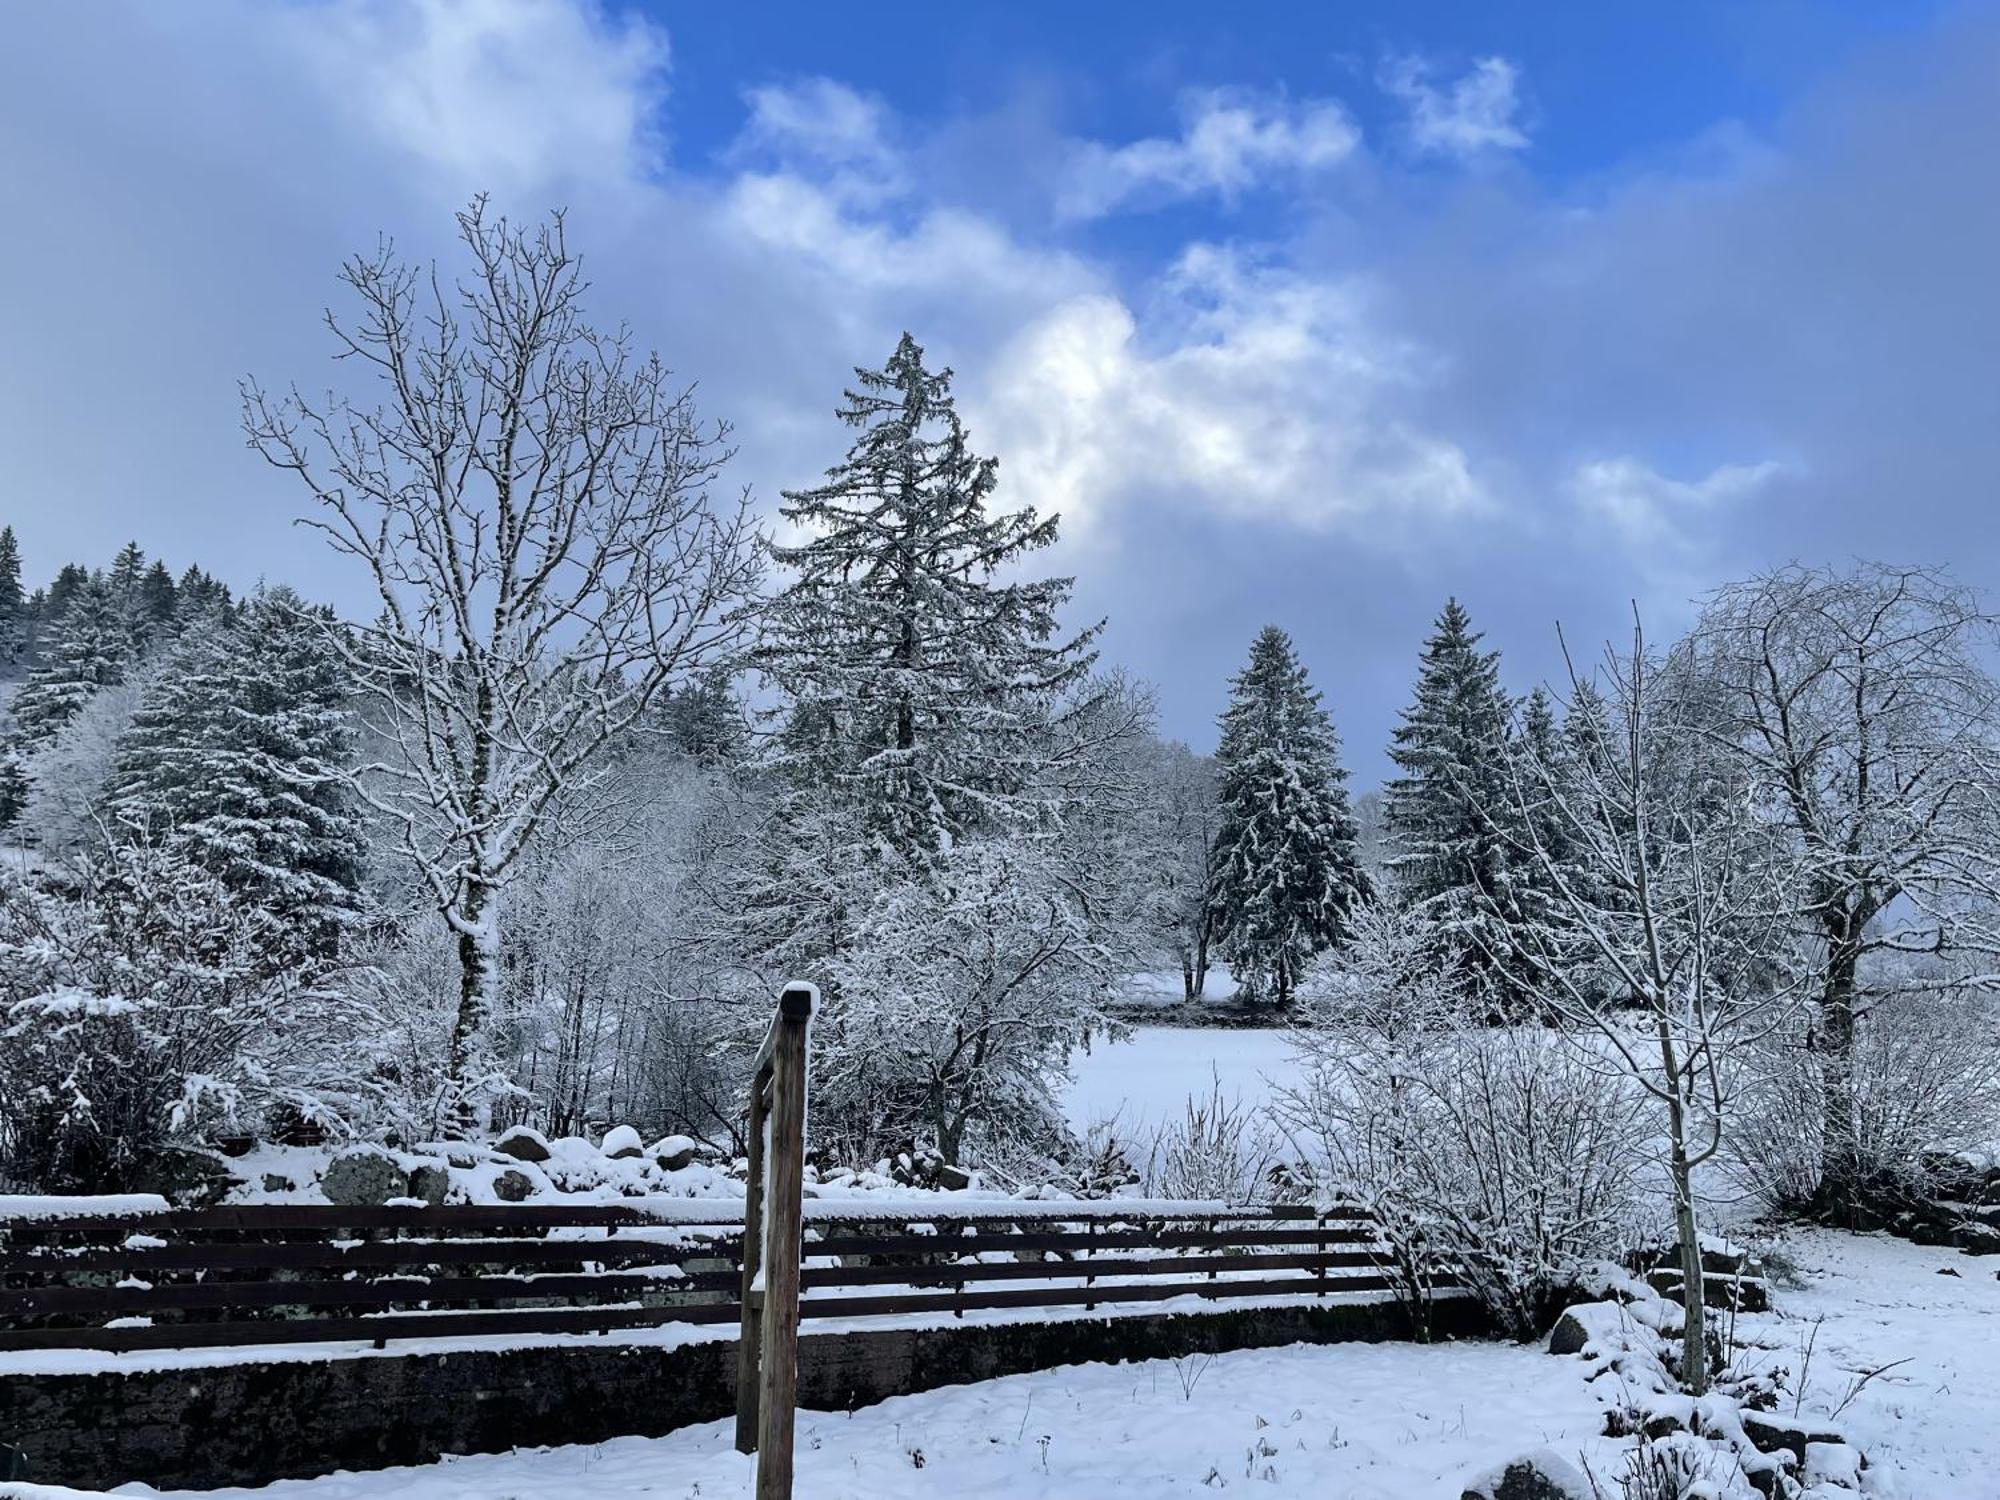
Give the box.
[1754,1227,2000,1496]
[1065,1024,1296,1143]
[100,1340,1611,1500]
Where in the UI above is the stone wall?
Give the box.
[0,1296,1489,1491]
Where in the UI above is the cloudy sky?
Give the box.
[3,0,1995,779]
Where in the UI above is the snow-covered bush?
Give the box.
[1138,1074,1281,1203]
[0,845,374,1190]
[1282,900,1649,1339]
[1726,987,2000,1215]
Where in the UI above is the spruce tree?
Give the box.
[45,563,88,619]
[1383,598,1523,1009]
[658,668,748,769]
[104,587,364,957]
[139,561,179,632]
[0,526,22,667]
[1207,626,1367,1005]
[759,332,1099,863]
[11,580,126,749]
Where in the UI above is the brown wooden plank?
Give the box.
[0,1204,743,1236]
[800,1250,1387,1289]
[0,1269,741,1318]
[796,1274,1400,1320]
[754,986,812,1499]
[804,1225,1378,1258]
[0,1235,739,1277]
[0,1299,746,1353]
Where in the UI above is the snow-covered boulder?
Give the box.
[650,1134,698,1171]
[494,1125,552,1163]
[1459,1449,1594,1500]
[321,1147,407,1206]
[601,1125,644,1159]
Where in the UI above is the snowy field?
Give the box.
[18,1228,1973,1498]
[1064,1025,1296,1143]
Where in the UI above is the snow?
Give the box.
[1065,1025,1296,1142]
[0,1194,168,1221]
[1751,1226,2000,1496]
[105,1339,1615,1500]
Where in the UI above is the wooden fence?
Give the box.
[0,1198,1406,1355]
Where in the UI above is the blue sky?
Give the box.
[3,1,1997,781]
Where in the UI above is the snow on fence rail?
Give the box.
[0,1195,1415,1355]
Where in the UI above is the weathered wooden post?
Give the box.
[733,981,816,1500]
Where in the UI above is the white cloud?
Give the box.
[279,0,669,193]
[1569,457,1788,568]
[736,77,903,204]
[979,247,1486,541]
[1058,90,1360,220]
[1381,55,1529,160]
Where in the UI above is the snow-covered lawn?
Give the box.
[1065,1025,1296,1142]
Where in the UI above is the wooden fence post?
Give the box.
[731,982,816,1497]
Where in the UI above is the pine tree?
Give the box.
[176,565,232,620]
[1207,626,1368,1005]
[1383,598,1524,1010]
[759,332,1100,864]
[11,580,126,749]
[104,587,364,958]
[0,526,23,668]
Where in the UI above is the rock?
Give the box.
[133,1147,233,1207]
[601,1125,644,1159]
[407,1163,451,1205]
[936,1163,972,1191]
[1938,1266,1963,1277]
[494,1125,552,1163]
[1740,1411,1846,1466]
[321,1146,409,1206]
[1548,1307,1594,1356]
[1460,1449,1594,1500]
[650,1134,698,1172]
[1955,1221,2000,1255]
[260,1173,296,1194]
[492,1168,536,1203]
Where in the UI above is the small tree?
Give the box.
[1208,625,1367,1005]
[1501,619,1803,1394]
[0,525,24,667]
[243,199,760,1120]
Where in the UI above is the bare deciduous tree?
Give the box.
[1504,618,1805,1395]
[243,199,761,1121]
[1688,563,2000,1206]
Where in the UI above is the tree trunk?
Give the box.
[1814,937,1862,1215]
[445,874,499,1135]
[1656,1017,1709,1396]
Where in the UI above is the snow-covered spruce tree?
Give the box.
[1384,598,1526,1013]
[1207,625,1367,1005]
[750,335,1108,1166]
[10,577,127,751]
[757,332,1100,868]
[244,200,760,1124]
[104,586,365,960]
[0,525,24,667]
